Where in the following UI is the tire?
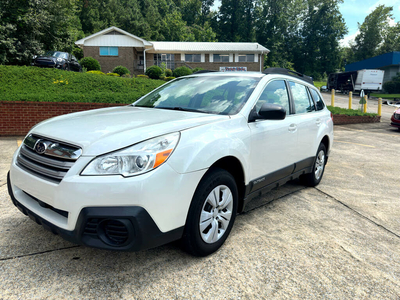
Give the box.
[303,143,327,187]
[181,168,238,256]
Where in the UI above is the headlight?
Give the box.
[57,58,64,62]
[81,132,180,177]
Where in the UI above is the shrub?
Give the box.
[106,73,120,77]
[80,57,101,71]
[137,74,149,78]
[173,66,192,78]
[145,65,163,79]
[122,73,132,78]
[192,67,204,73]
[86,70,105,75]
[165,76,176,81]
[165,68,173,77]
[383,80,400,94]
[112,66,130,76]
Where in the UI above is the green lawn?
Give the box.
[327,105,378,117]
[313,81,326,89]
[0,65,165,104]
[370,93,400,99]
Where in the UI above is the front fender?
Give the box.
[167,116,251,183]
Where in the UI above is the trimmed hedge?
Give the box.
[145,65,163,79]
[165,68,173,77]
[192,67,204,73]
[173,66,192,78]
[107,73,120,77]
[112,66,130,76]
[80,57,101,71]
[0,65,164,104]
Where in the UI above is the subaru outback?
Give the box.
[8,68,333,256]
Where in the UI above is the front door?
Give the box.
[248,80,298,192]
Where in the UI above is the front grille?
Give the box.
[35,59,55,66]
[16,134,82,183]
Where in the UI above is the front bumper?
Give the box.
[8,172,184,251]
[390,116,400,128]
[8,143,206,250]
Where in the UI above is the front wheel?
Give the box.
[302,143,327,187]
[181,168,238,256]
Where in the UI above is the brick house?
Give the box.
[75,26,270,75]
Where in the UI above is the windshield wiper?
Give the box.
[154,107,210,114]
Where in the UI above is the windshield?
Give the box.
[44,51,69,59]
[133,76,260,115]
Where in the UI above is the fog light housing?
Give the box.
[97,219,132,246]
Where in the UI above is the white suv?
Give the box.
[8,68,333,256]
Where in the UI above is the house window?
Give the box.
[185,54,201,62]
[213,54,229,62]
[238,54,254,62]
[154,53,175,69]
[99,47,118,56]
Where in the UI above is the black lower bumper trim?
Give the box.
[7,172,184,251]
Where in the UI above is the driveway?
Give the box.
[1,101,400,299]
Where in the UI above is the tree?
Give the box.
[0,0,82,65]
[254,0,301,69]
[378,23,400,55]
[295,0,347,77]
[200,0,214,26]
[217,0,255,42]
[353,5,393,61]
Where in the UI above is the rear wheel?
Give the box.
[182,168,238,256]
[302,143,327,187]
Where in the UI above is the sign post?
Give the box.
[359,90,366,112]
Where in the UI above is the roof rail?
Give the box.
[263,67,314,85]
[193,70,218,74]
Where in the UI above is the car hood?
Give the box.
[30,106,228,155]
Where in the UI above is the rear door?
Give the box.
[248,80,297,192]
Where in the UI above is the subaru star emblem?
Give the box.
[34,140,47,154]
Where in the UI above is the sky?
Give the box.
[212,0,400,47]
[339,0,400,46]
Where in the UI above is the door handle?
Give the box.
[288,124,297,132]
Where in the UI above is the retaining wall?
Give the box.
[332,114,381,125]
[0,101,125,136]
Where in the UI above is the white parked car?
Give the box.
[8,68,333,256]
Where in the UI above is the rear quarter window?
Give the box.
[310,89,325,110]
[289,81,315,114]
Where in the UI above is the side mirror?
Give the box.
[32,55,37,59]
[249,103,286,122]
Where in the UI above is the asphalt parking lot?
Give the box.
[1,96,400,299]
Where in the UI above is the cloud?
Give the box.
[340,30,360,47]
[388,17,397,26]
